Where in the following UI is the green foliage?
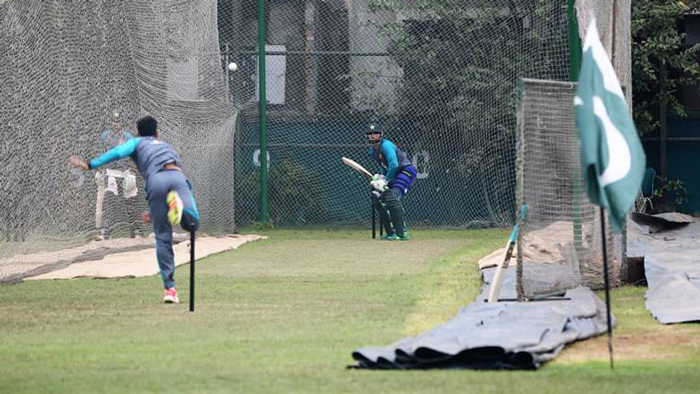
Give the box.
[237,160,328,226]
[653,176,690,211]
[246,221,275,231]
[366,1,566,141]
[632,0,700,136]
[352,1,570,222]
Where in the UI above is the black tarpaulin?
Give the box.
[351,268,612,370]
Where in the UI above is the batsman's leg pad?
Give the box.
[381,188,405,237]
[373,194,394,235]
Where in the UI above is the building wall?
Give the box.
[346,0,403,112]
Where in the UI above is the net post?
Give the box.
[515,78,525,302]
[258,0,269,223]
[568,1,585,269]
[225,43,230,102]
[567,0,582,81]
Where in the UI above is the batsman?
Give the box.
[366,123,416,240]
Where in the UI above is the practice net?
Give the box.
[220,0,574,227]
[515,79,624,300]
[0,1,236,273]
[1,0,631,287]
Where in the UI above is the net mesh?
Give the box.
[222,0,573,227]
[0,0,631,287]
[576,0,632,108]
[515,79,623,299]
[0,0,236,264]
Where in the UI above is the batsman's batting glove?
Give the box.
[370,178,388,192]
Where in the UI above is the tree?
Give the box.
[354,0,570,224]
[632,0,700,210]
[631,0,700,137]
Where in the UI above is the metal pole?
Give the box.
[567,0,585,274]
[567,0,582,81]
[221,50,391,57]
[258,0,269,223]
[515,79,525,302]
[599,209,614,370]
[189,229,195,312]
[659,66,668,179]
[225,43,230,103]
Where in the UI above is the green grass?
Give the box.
[1,229,699,393]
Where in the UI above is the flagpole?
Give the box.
[575,17,643,372]
[599,208,614,370]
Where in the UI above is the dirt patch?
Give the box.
[557,327,700,363]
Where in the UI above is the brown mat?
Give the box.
[1,237,163,284]
[477,221,589,270]
[24,234,265,281]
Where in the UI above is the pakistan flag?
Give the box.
[574,20,646,232]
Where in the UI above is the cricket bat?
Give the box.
[342,157,373,180]
[487,204,528,303]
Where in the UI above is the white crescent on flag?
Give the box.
[574,17,646,232]
[593,96,631,187]
[574,21,632,188]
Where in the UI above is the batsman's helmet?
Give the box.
[365,122,383,142]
